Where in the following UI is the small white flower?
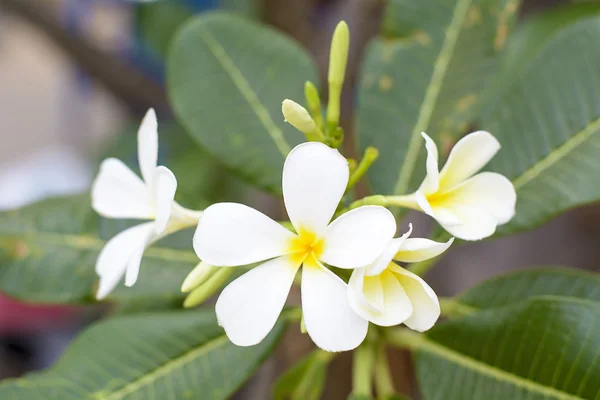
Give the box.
[398,131,516,240]
[348,224,452,330]
[92,109,201,300]
[194,142,396,352]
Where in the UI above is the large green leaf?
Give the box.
[168,12,319,193]
[459,267,600,310]
[357,0,520,195]
[273,350,332,400]
[0,310,285,399]
[411,297,600,399]
[483,13,600,233]
[0,195,196,304]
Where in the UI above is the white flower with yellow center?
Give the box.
[395,131,516,240]
[348,225,452,330]
[194,142,396,352]
[92,109,201,300]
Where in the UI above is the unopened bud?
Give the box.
[282,99,324,141]
[183,267,233,308]
[181,261,216,293]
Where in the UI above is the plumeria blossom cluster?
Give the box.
[90,21,516,352]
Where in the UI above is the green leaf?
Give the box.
[0,195,196,304]
[357,0,520,196]
[273,350,332,400]
[459,267,600,310]
[483,13,600,233]
[0,310,285,399]
[413,297,600,399]
[168,12,319,193]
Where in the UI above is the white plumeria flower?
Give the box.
[92,109,202,300]
[348,224,452,330]
[395,131,516,240]
[194,142,396,352]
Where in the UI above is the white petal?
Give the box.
[138,108,158,184]
[394,237,454,263]
[439,131,500,189]
[418,132,439,195]
[193,203,295,267]
[348,269,413,327]
[438,205,498,241]
[390,265,440,331]
[302,258,368,352]
[216,256,298,346]
[443,172,516,225]
[152,166,177,234]
[283,142,348,236]
[320,206,396,269]
[415,191,460,226]
[95,222,155,299]
[364,224,413,276]
[91,158,154,220]
[124,228,158,287]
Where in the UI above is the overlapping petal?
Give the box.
[283,142,348,236]
[438,131,500,190]
[153,166,178,234]
[348,268,413,327]
[419,132,440,195]
[320,206,396,269]
[415,192,460,227]
[216,256,299,346]
[95,222,155,299]
[194,203,295,267]
[364,225,413,276]
[91,158,154,220]
[302,258,368,352]
[137,108,158,184]
[389,265,440,331]
[394,236,454,263]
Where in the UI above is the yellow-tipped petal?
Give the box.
[181,261,216,293]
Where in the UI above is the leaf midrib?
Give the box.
[420,337,587,400]
[393,0,473,195]
[97,334,229,400]
[197,23,291,157]
[512,114,600,190]
[0,231,197,265]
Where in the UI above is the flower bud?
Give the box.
[183,267,233,308]
[282,99,324,141]
[181,261,216,293]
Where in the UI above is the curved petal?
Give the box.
[438,205,498,241]
[442,172,516,225]
[283,142,348,236]
[320,206,396,269]
[91,158,154,220]
[416,191,460,227]
[348,269,413,327]
[439,131,500,189]
[390,265,440,331]
[124,228,160,287]
[152,166,177,234]
[95,222,155,299]
[418,132,439,195]
[138,108,158,184]
[364,224,413,276]
[216,256,298,346]
[394,237,454,263]
[302,258,368,352]
[194,203,295,267]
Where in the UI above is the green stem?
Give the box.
[385,328,424,351]
[439,297,477,318]
[347,147,380,190]
[352,341,376,397]
[281,307,302,322]
[374,343,395,399]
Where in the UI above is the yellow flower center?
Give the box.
[288,228,324,266]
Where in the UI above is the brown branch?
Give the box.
[0,0,167,114]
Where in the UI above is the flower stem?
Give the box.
[347,147,379,190]
[439,297,477,318]
[374,343,395,399]
[385,328,424,351]
[352,340,375,397]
